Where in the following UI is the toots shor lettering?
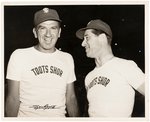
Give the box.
[31,65,63,77]
[87,76,110,90]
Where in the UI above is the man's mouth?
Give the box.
[44,38,52,43]
[85,47,89,53]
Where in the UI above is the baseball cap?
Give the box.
[34,8,61,26]
[76,19,112,39]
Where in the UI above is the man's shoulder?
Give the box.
[113,57,137,66]
[10,47,33,58]
[57,49,73,58]
[13,46,32,52]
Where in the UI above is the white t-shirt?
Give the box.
[85,57,144,117]
[6,47,76,117]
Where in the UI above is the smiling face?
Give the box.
[81,29,106,58]
[33,20,61,53]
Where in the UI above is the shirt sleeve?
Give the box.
[123,61,145,90]
[6,49,22,81]
[66,54,76,84]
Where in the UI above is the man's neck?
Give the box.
[95,53,114,67]
[34,45,56,53]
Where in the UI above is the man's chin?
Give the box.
[86,53,93,58]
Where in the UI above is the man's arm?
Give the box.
[66,82,79,117]
[5,79,20,117]
[137,82,145,96]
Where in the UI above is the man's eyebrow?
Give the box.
[84,34,88,37]
[36,25,43,29]
[51,25,59,28]
[37,25,48,31]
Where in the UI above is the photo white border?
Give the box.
[1,0,149,122]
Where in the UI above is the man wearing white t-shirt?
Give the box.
[76,19,145,117]
[5,8,79,117]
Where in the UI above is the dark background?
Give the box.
[4,5,145,117]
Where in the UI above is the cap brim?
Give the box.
[76,27,94,40]
[34,18,62,26]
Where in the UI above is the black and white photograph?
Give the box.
[1,0,149,121]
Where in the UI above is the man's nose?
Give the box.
[45,29,51,37]
[81,39,86,47]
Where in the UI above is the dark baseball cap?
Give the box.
[34,8,61,26]
[76,19,112,39]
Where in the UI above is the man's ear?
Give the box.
[98,33,108,44]
[58,28,61,38]
[99,33,107,39]
[33,28,37,38]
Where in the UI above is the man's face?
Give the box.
[33,20,61,53]
[81,29,102,58]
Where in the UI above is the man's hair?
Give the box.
[35,21,61,30]
[91,29,112,45]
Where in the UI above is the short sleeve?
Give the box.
[123,61,145,90]
[66,55,76,84]
[6,50,22,81]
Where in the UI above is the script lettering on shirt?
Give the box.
[29,104,56,110]
[87,76,110,91]
[31,65,63,77]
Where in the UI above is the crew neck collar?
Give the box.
[95,56,115,69]
[32,46,58,55]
